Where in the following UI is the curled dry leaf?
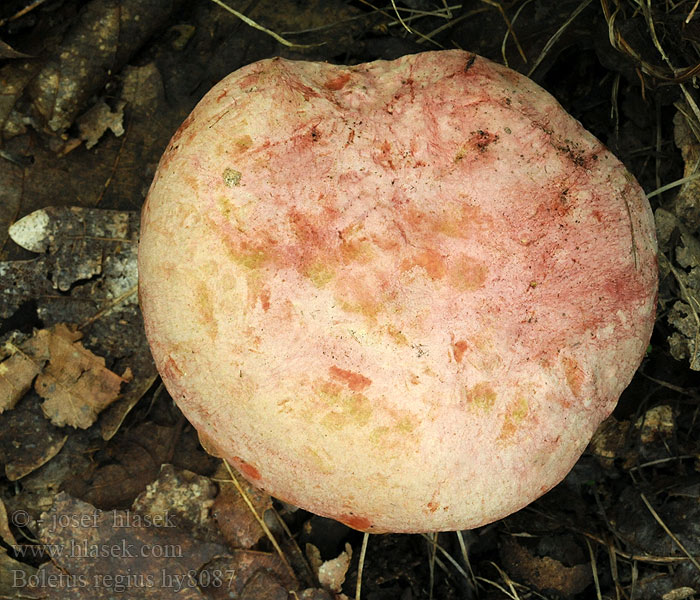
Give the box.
[0,337,41,413]
[635,404,674,444]
[3,0,185,140]
[307,542,352,593]
[1,324,129,429]
[76,99,126,149]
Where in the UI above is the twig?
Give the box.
[586,538,603,600]
[222,460,296,581]
[209,0,322,48]
[501,0,534,66]
[527,0,593,76]
[481,0,527,64]
[0,0,48,28]
[639,492,700,573]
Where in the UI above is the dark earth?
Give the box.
[0,1,699,599]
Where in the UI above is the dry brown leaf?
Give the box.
[635,404,675,444]
[317,543,351,593]
[589,416,632,468]
[0,499,17,547]
[0,547,37,598]
[28,492,228,599]
[0,391,68,481]
[32,324,129,428]
[200,552,298,599]
[132,464,219,542]
[3,324,130,429]
[4,432,94,517]
[15,0,185,139]
[306,542,352,593]
[212,462,272,549]
[0,39,32,59]
[0,342,43,412]
[672,110,700,229]
[500,538,591,596]
[1,205,157,440]
[76,100,126,149]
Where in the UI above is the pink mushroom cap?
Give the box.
[138,50,657,533]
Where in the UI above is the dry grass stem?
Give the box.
[209,0,322,48]
[639,492,700,573]
[222,460,296,581]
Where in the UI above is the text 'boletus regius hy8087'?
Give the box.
[138,50,657,533]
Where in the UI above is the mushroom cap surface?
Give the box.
[138,50,657,533]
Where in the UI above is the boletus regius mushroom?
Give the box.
[138,50,657,533]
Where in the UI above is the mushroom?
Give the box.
[138,50,657,533]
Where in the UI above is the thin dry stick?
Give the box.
[355,532,369,600]
[527,0,593,76]
[578,528,700,564]
[269,510,315,586]
[222,460,296,581]
[639,492,700,573]
[419,9,486,45]
[388,0,446,46]
[611,72,620,140]
[428,532,437,600]
[586,538,603,600]
[487,561,521,599]
[607,539,622,600]
[645,170,700,199]
[281,10,378,35]
[390,0,414,33]
[209,0,321,48]
[501,0,534,66]
[640,371,698,398]
[421,532,471,582]
[481,0,527,64]
[0,0,48,27]
[79,285,138,329]
[357,0,444,47]
[630,455,699,471]
[474,575,519,599]
[455,530,478,590]
[655,98,662,193]
[440,0,453,19]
